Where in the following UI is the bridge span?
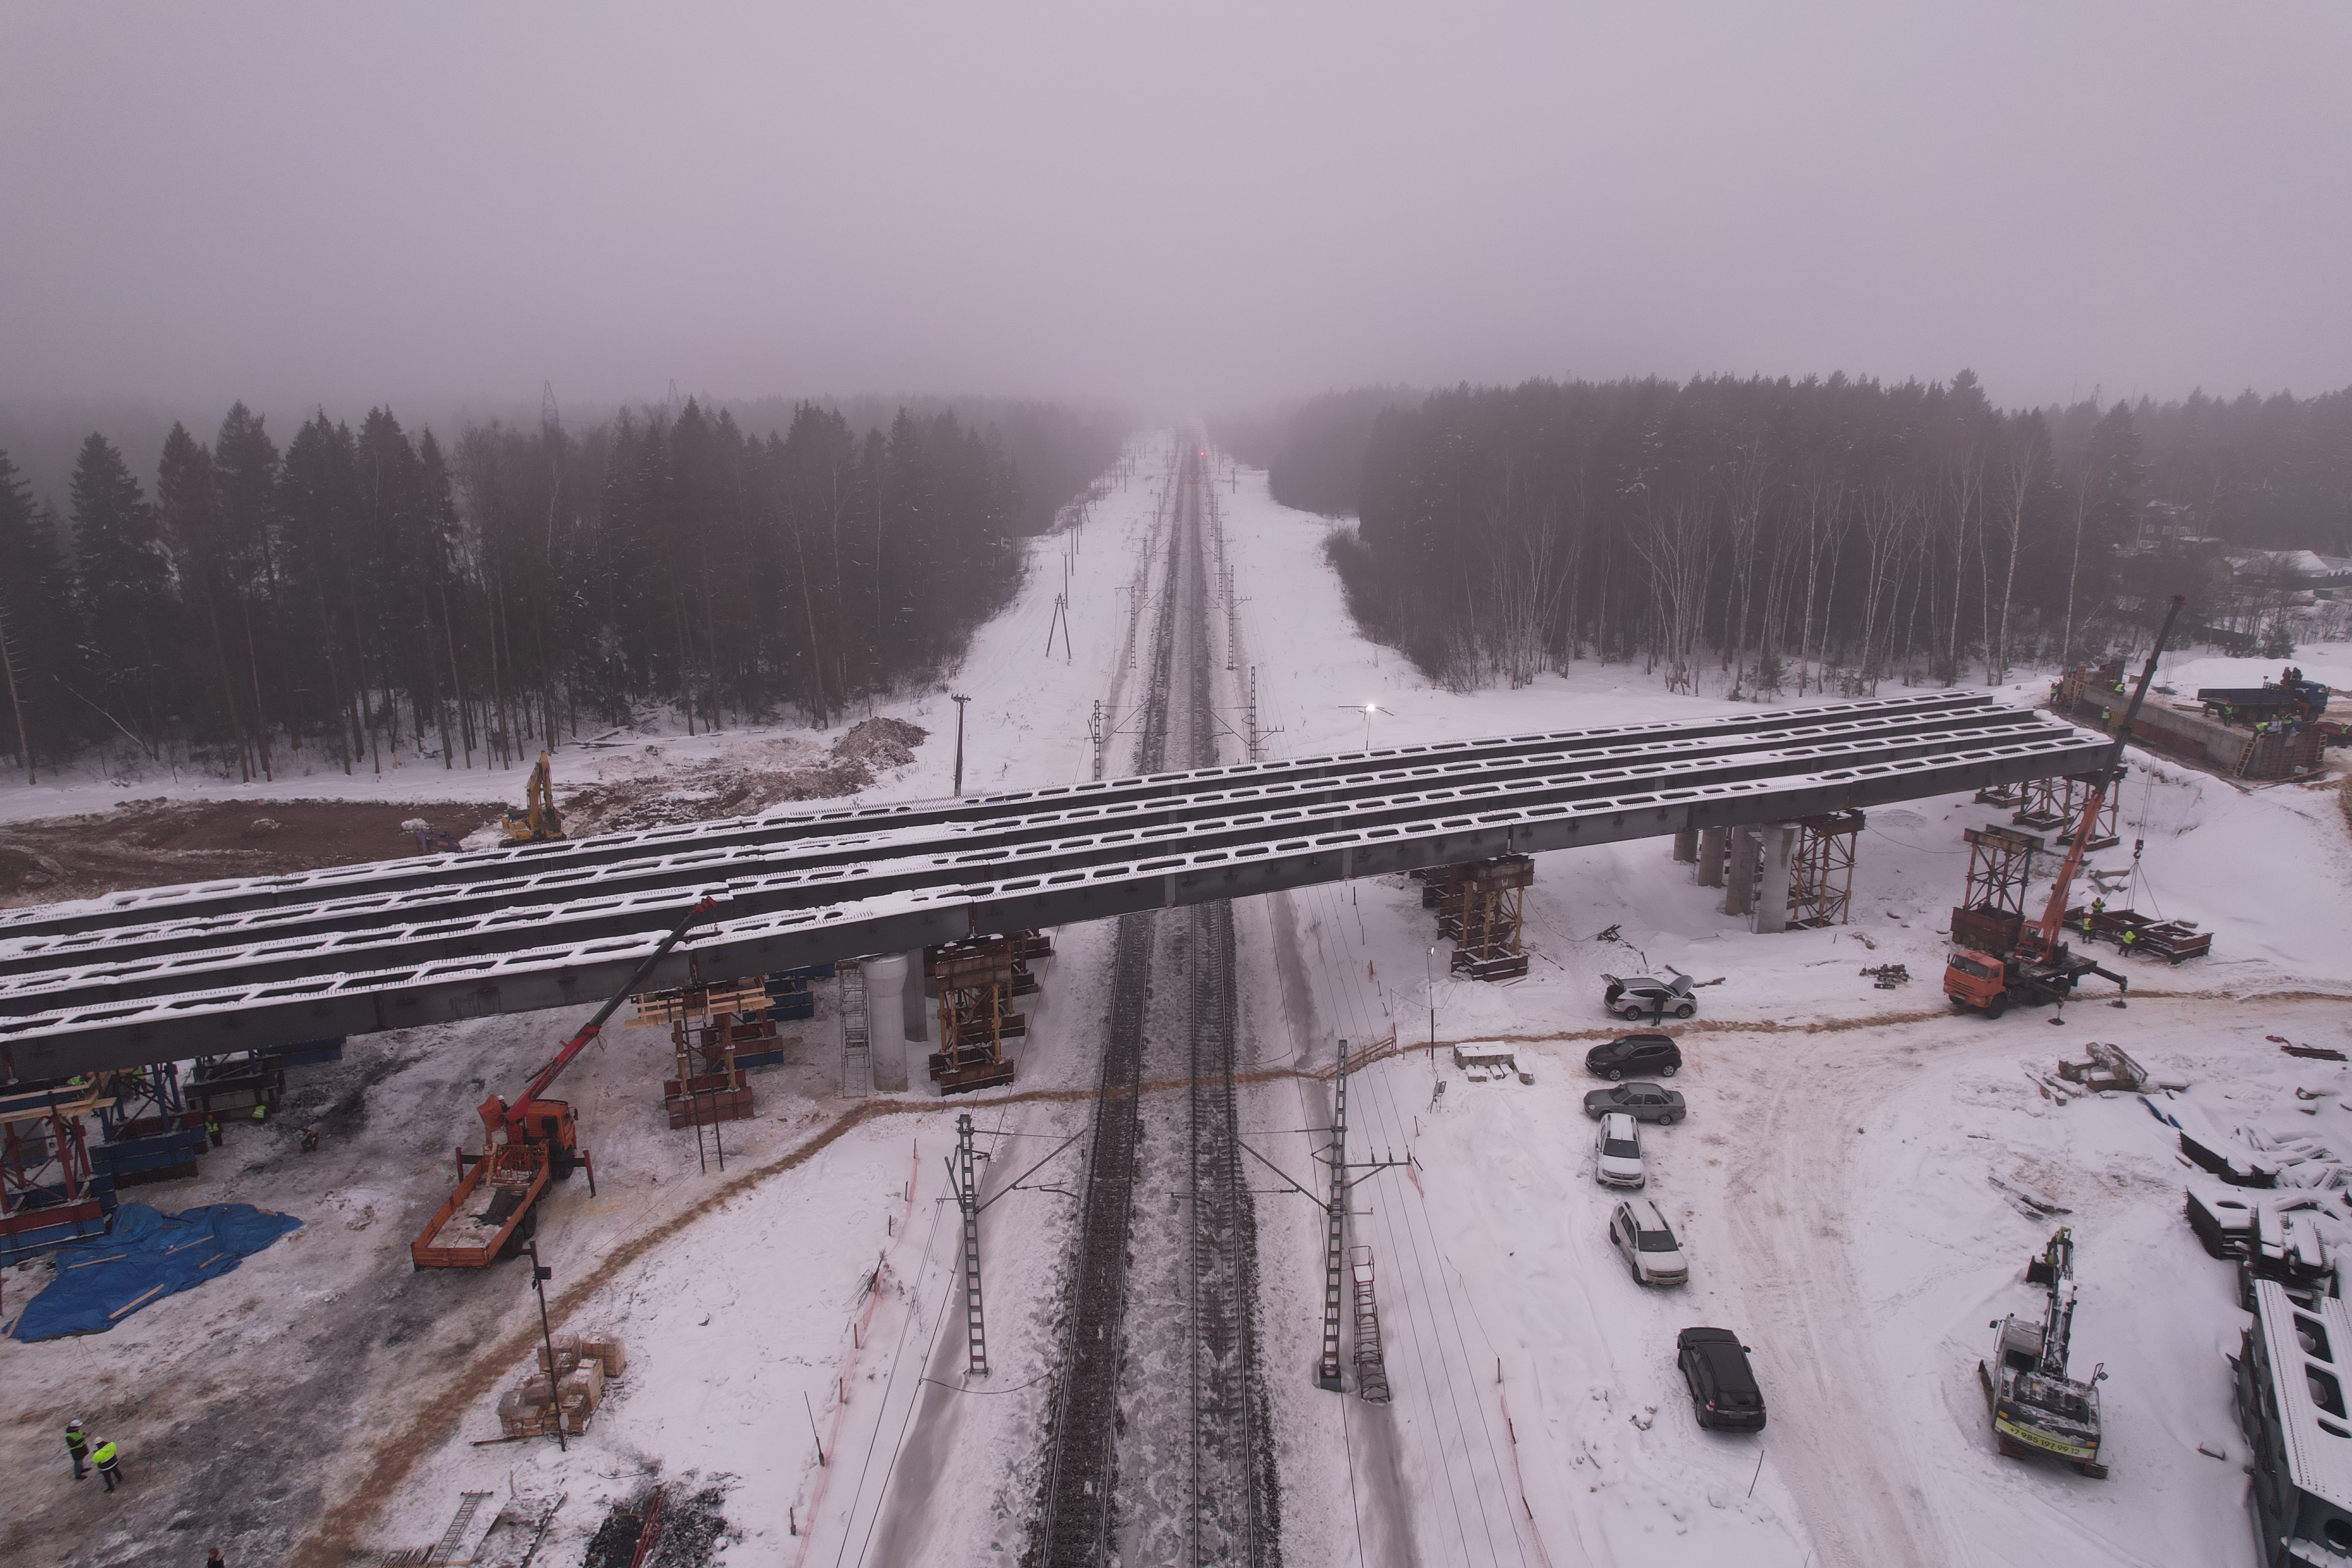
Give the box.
[0,691,2104,1080]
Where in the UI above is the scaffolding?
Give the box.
[185,1052,285,1124]
[630,978,775,1129]
[1,1079,113,1265]
[1786,811,1865,928]
[2013,773,2120,848]
[92,1062,207,1188]
[1951,825,2043,954]
[1424,856,1533,981]
[838,959,873,1099]
[925,937,1024,1094]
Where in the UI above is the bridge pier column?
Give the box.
[1724,827,1758,917]
[1696,826,1726,887]
[903,948,930,1044]
[1755,824,1795,933]
[865,953,911,1092]
[1672,827,1698,864]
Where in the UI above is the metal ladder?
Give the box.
[839,959,871,1098]
[420,1491,492,1568]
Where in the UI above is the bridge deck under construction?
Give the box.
[0,692,2109,1079]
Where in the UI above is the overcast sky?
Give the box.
[3,2,2347,415]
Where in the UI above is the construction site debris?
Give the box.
[2055,1042,2158,1095]
[2279,1041,2348,1062]
[1860,963,1909,989]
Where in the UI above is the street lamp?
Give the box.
[1425,944,1440,1083]
[1337,703,1389,753]
[950,693,972,796]
[525,1239,565,1452]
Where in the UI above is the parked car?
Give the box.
[1609,1198,1689,1286]
[1582,1081,1687,1124]
[1594,1112,1647,1188]
[1586,1033,1682,1080]
[1677,1326,1766,1431]
[1603,972,1697,1021]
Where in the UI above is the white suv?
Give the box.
[1594,1112,1646,1189]
[1609,1198,1689,1286]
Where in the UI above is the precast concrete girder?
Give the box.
[0,722,2109,1080]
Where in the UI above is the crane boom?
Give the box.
[2024,595,2184,961]
[502,892,719,1134]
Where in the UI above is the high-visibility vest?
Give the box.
[92,1441,118,1467]
[251,1103,269,1122]
[64,1428,87,1453]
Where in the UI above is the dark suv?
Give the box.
[1603,973,1697,1021]
[1677,1327,1766,1432]
[1586,1033,1682,1081]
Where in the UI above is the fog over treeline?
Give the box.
[1220,376,2352,694]
[0,398,1120,778]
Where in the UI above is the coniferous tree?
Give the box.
[70,433,178,753]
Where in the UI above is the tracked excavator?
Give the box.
[410,896,716,1268]
[1943,593,2185,1019]
[500,751,566,843]
[1982,1225,2110,1477]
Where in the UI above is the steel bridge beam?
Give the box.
[0,726,2106,1080]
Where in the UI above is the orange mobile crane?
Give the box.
[411,895,717,1268]
[1944,594,2185,1021]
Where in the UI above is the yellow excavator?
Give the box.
[500,751,567,843]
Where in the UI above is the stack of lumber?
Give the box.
[496,1333,627,1437]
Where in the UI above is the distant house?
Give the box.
[2224,550,2352,603]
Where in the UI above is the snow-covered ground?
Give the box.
[7,436,2351,1568]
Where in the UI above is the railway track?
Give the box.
[1035,447,1274,1565]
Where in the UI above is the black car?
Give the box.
[1677,1326,1766,1431]
[1603,972,1697,1021]
[1581,1081,1687,1124]
[1586,1033,1682,1081]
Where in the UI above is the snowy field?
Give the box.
[6,435,2351,1568]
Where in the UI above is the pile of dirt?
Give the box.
[562,718,928,835]
[0,798,504,908]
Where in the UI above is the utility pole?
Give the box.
[1318,1040,1353,1390]
[950,693,972,796]
[525,1240,565,1452]
[946,1112,989,1376]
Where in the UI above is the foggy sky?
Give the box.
[3,2,2348,414]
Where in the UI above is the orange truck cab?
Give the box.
[1944,949,2012,1015]
[478,1093,586,1179]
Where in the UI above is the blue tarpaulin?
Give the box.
[8,1202,301,1341]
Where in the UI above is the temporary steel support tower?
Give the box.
[1787,811,1865,928]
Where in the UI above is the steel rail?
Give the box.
[0,700,2042,977]
[2,724,2110,1079]
[0,689,2012,942]
[0,716,2086,1017]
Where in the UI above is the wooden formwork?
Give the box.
[924,938,1024,1093]
[630,977,776,1127]
[1434,855,1532,982]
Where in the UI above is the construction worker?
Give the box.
[249,1101,269,1125]
[63,1418,89,1479]
[2120,928,2139,958]
[92,1435,122,1491]
[208,1550,226,1568]
[205,1115,223,1149]
[299,1126,320,1154]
